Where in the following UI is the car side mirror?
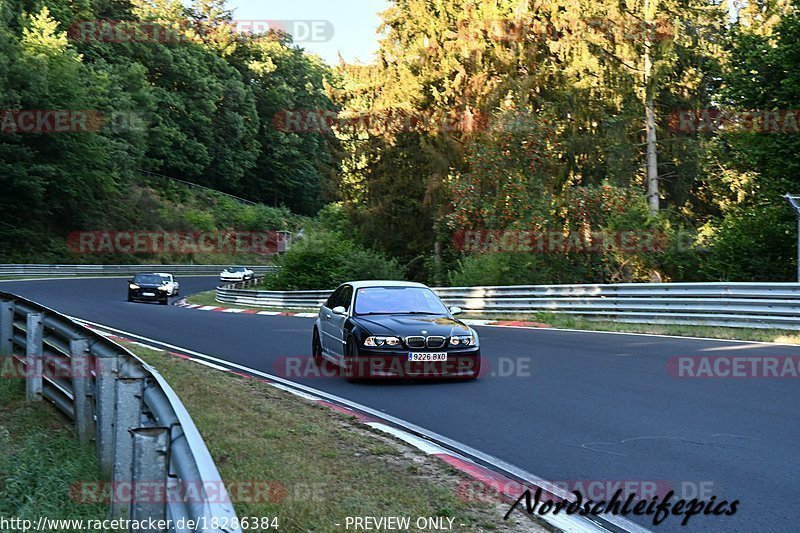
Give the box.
[449,306,463,315]
[332,306,347,315]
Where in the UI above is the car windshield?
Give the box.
[228,267,246,272]
[133,274,162,285]
[353,287,448,315]
[159,275,171,282]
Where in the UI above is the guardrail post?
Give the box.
[130,427,169,530]
[94,354,117,475]
[111,375,145,520]
[0,299,13,354]
[25,313,43,401]
[70,338,94,445]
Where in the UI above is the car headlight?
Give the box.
[129,284,140,290]
[449,335,474,346]
[364,336,401,347]
[158,286,169,291]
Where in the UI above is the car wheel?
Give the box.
[127,296,133,302]
[344,337,365,382]
[312,328,323,366]
[159,299,168,305]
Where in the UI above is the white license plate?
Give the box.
[142,292,155,297]
[408,352,447,362]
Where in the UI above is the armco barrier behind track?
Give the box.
[0,291,242,532]
[0,264,277,277]
[216,282,800,330]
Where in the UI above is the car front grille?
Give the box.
[426,336,446,349]
[405,336,425,348]
[405,336,447,349]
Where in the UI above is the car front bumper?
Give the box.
[128,288,168,302]
[348,346,481,379]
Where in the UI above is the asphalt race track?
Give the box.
[3,277,798,532]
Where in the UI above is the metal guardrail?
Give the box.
[216,282,800,330]
[0,291,242,532]
[216,285,330,309]
[0,264,277,277]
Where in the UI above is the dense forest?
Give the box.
[0,0,335,263]
[0,0,798,286]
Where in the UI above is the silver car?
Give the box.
[220,266,254,282]
[156,273,180,296]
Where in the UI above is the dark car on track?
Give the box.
[312,281,481,380]
[127,273,170,305]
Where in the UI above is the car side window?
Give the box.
[325,287,343,309]
[337,285,353,311]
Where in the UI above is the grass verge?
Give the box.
[465,312,800,344]
[0,375,108,523]
[126,343,548,532]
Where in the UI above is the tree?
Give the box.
[696,1,800,280]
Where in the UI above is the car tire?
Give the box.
[344,337,364,382]
[159,299,168,305]
[312,328,324,366]
[127,296,133,302]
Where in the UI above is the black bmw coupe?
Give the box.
[312,281,481,380]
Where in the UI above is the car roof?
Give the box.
[343,280,428,289]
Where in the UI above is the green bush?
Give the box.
[699,204,796,281]
[447,252,586,286]
[265,231,403,290]
[314,203,355,235]
[344,247,405,281]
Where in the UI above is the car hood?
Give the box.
[352,314,471,337]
